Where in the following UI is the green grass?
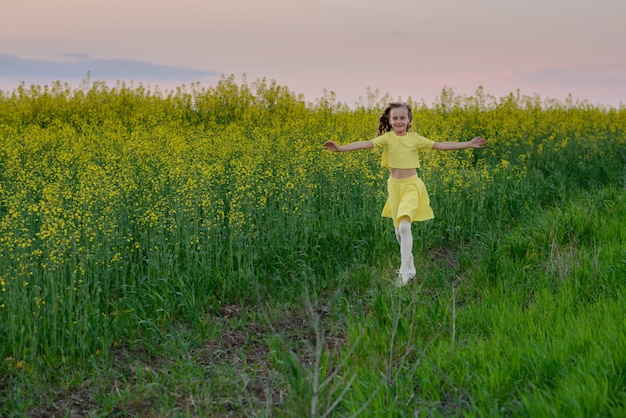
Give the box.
[2,186,623,417]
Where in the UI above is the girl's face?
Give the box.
[389,107,411,135]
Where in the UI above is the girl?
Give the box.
[323,102,486,287]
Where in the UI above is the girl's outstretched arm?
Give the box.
[433,136,486,151]
[323,140,374,152]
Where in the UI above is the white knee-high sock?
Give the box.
[397,218,415,275]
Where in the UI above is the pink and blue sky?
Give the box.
[2,0,625,107]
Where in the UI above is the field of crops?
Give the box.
[1,76,625,416]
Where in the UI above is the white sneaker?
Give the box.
[395,271,415,287]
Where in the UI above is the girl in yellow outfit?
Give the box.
[323,102,486,287]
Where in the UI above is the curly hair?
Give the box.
[377,102,413,136]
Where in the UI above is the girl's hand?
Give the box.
[469,136,487,148]
[323,141,340,152]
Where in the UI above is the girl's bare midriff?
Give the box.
[389,168,417,179]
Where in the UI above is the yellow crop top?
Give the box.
[370,131,435,168]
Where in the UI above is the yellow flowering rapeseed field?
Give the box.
[0,77,625,414]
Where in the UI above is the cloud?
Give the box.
[507,64,626,85]
[0,54,218,81]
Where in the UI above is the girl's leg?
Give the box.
[395,216,415,285]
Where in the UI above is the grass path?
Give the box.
[2,186,623,417]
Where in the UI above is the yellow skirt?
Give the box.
[382,175,434,227]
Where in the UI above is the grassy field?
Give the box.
[1,77,625,417]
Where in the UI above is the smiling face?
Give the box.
[389,106,411,136]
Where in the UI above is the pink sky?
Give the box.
[1,0,625,107]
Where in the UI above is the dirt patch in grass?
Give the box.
[194,303,347,412]
[22,302,347,417]
[427,245,461,271]
[26,389,98,418]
